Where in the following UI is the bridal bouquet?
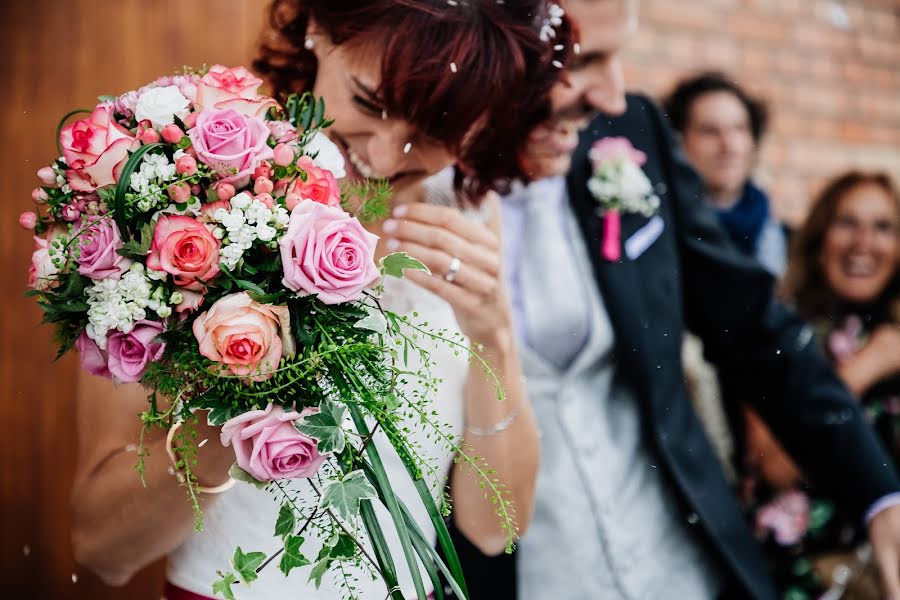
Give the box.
[22,66,510,599]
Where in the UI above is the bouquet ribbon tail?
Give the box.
[601,210,621,262]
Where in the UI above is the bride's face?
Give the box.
[309,31,457,194]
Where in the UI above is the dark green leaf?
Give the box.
[232,546,266,584]
[380,252,430,279]
[278,535,310,576]
[233,278,267,295]
[274,503,295,539]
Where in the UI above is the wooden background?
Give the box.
[0,1,264,598]
[1,1,897,599]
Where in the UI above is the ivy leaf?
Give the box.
[212,571,238,600]
[328,533,357,560]
[354,305,387,334]
[231,546,266,584]
[274,502,295,539]
[318,470,377,522]
[229,464,268,490]
[380,252,430,279]
[295,398,346,454]
[278,535,311,576]
[308,557,332,589]
[207,404,236,427]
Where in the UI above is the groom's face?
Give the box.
[521,0,639,180]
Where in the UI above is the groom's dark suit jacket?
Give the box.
[444,94,900,600]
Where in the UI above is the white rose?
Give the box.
[305,132,347,179]
[135,85,191,129]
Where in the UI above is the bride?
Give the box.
[71,1,571,598]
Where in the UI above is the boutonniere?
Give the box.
[588,137,661,261]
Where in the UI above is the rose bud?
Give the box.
[31,188,49,204]
[175,154,198,176]
[273,143,294,167]
[162,124,185,144]
[167,182,191,203]
[36,167,58,187]
[254,177,274,195]
[136,119,153,135]
[285,193,303,211]
[18,211,38,230]
[61,202,82,222]
[254,193,275,210]
[183,112,197,130]
[140,128,161,144]
[214,182,236,203]
[252,162,273,180]
[273,179,288,197]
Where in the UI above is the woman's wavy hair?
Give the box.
[254,0,574,201]
[781,171,900,322]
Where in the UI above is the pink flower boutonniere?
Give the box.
[588,137,660,261]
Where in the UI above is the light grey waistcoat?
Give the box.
[505,180,723,599]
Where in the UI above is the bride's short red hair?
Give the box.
[254,0,572,199]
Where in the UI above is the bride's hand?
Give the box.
[382,195,512,351]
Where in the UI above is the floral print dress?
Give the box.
[742,314,900,600]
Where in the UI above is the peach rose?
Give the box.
[192,292,295,382]
[60,104,138,192]
[193,65,276,119]
[147,215,220,291]
[28,235,61,291]
[287,156,341,209]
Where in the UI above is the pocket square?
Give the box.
[624,215,664,260]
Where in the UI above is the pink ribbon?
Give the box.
[601,210,621,262]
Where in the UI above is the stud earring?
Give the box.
[304,37,314,50]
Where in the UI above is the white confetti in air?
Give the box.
[450,62,457,73]
[198,438,208,448]
[72,574,78,584]
[403,143,412,154]
[574,43,581,55]
[23,545,30,557]
[447,0,458,4]
[554,44,564,51]
[381,109,388,121]
[552,60,563,69]
[125,443,137,453]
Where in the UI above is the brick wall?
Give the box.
[621,0,900,225]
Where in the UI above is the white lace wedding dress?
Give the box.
[166,274,467,599]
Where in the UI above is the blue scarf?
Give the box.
[715,182,770,257]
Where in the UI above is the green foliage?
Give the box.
[212,571,238,600]
[296,398,347,454]
[232,546,267,584]
[118,221,155,259]
[275,502,296,540]
[319,470,378,522]
[278,535,311,576]
[341,178,391,224]
[380,252,430,279]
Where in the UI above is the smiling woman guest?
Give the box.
[742,171,900,597]
[71,1,571,598]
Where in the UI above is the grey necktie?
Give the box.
[518,178,590,370]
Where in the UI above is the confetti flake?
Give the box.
[403,143,412,154]
[198,438,208,448]
[450,62,458,73]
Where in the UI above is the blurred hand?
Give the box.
[869,504,900,599]
[744,407,804,490]
[864,324,900,379]
[382,197,512,351]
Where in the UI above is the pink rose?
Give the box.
[755,489,810,546]
[28,235,60,291]
[74,217,132,280]
[279,202,379,305]
[188,108,274,186]
[60,104,138,191]
[288,156,341,208]
[75,331,111,379]
[106,320,166,383]
[147,215,220,291]
[590,136,647,167]
[221,404,328,482]
[192,292,295,382]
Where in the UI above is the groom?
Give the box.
[447,1,900,598]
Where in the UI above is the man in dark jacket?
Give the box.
[447,1,900,598]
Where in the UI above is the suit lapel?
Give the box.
[567,132,653,400]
